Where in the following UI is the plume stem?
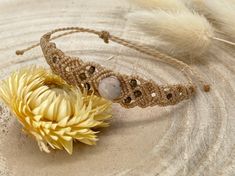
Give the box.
[211,37,235,46]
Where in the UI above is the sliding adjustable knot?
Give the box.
[43,32,52,40]
[99,31,110,43]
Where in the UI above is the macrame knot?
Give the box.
[99,31,110,43]
[203,84,211,92]
[16,50,24,55]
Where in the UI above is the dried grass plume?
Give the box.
[185,0,235,41]
[129,0,235,59]
[131,0,187,11]
[128,10,214,58]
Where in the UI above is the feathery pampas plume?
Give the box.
[184,0,235,42]
[128,10,214,58]
[131,0,187,11]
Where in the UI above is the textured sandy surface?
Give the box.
[0,0,234,176]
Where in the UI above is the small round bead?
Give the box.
[52,56,58,63]
[134,90,142,98]
[129,79,137,88]
[79,73,86,80]
[88,66,95,74]
[151,93,156,97]
[166,93,173,99]
[65,66,70,72]
[124,97,132,104]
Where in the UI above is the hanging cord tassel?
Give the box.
[16,27,211,92]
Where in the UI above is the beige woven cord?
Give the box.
[16,27,210,108]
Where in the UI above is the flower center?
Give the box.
[29,83,75,122]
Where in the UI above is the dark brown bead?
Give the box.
[134,90,142,98]
[124,97,131,104]
[79,73,86,80]
[129,79,137,88]
[88,66,95,74]
[166,93,173,99]
[85,83,91,90]
[52,56,58,63]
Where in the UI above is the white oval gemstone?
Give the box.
[98,76,121,100]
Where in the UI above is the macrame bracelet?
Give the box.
[16,27,210,108]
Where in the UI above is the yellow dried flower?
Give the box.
[0,67,112,154]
